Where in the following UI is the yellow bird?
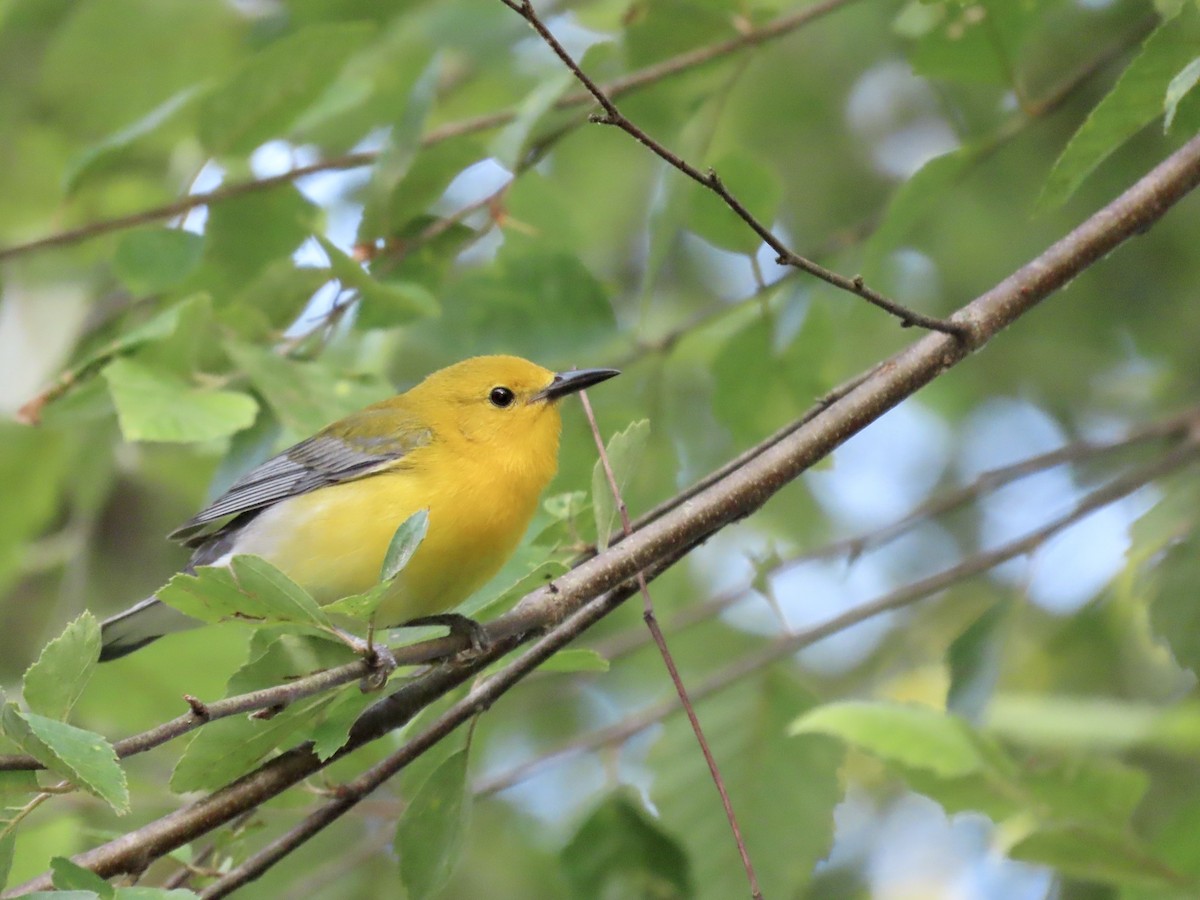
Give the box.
[99,355,619,661]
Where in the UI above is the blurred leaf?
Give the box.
[538,648,610,674]
[381,508,430,581]
[490,71,574,171]
[561,792,690,900]
[64,85,203,195]
[225,261,331,337]
[222,341,392,437]
[314,235,439,328]
[1011,824,1186,890]
[0,707,127,812]
[1039,8,1200,210]
[902,0,1041,86]
[441,250,615,360]
[1149,531,1200,672]
[790,700,988,778]
[1165,55,1200,129]
[22,612,100,721]
[863,148,972,277]
[113,228,205,295]
[591,419,650,551]
[0,832,11,891]
[946,598,1011,722]
[102,358,258,443]
[197,186,319,294]
[199,23,376,155]
[362,139,484,247]
[397,746,472,899]
[51,856,112,897]
[67,295,208,380]
[985,695,1200,754]
[361,53,440,239]
[688,152,781,255]
[653,670,841,899]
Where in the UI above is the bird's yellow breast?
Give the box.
[231,442,551,623]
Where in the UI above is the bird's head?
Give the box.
[410,355,619,476]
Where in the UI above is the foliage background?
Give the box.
[1,0,1200,897]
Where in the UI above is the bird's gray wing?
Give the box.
[169,410,432,546]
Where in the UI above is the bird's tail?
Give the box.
[99,597,201,662]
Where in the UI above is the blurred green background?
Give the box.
[2,0,1200,897]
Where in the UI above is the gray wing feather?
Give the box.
[170,417,431,544]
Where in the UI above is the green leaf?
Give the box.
[1,707,128,812]
[158,555,330,631]
[561,792,690,900]
[863,147,973,277]
[396,747,472,899]
[64,85,203,195]
[309,687,375,761]
[538,648,610,674]
[790,701,987,778]
[489,71,574,171]
[0,832,11,892]
[171,639,341,792]
[436,249,615,360]
[113,229,205,295]
[23,612,101,721]
[197,186,319,294]
[946,599,1011,721]
[199,23,376,155]
[361,53,441,239]
[170,698,327,793]
[688,152,782,255]
[51,856,113,897]
[229,555,331,630]
[1011,824,1186,890]
[103,358,258,443]
[1039,9,1200,210]
[381,508,430,582]
[652,670,842,898]
[985,695,1200,755]
[1165,55,1200,130]
[222,341,392,438]
[314,235,439,328]
[321,585,389,622]
[591,419,650,551]
[1149,531,1200,672]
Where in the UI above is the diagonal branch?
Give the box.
[7,128,1200,898]
[499,0,968,337]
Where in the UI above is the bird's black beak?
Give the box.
[533,367,620,402]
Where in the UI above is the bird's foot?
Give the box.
[327,626,397,691]
[402,613,491,656]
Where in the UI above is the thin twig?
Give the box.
[477,438,1200,797]
[579,389,762,899]
[499,0,966,338]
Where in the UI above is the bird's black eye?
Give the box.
[489,386,515,408]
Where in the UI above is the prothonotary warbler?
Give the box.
[99,355,619,661]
